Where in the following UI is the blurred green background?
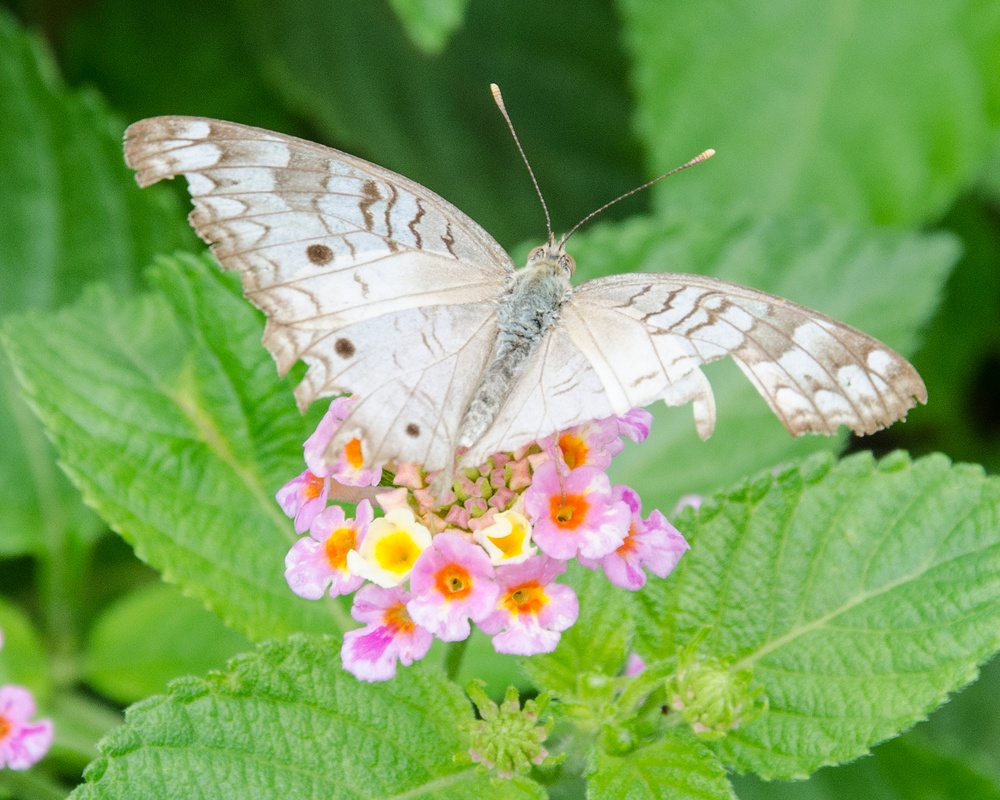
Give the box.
[0,0,999,797]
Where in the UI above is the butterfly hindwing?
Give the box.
[462,323,618,466]
[564,273,927,439]
[312,302,499,470]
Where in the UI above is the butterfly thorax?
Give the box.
[457,246,574,450]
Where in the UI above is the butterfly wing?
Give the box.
[465,271,925,464]
[552,272,927,440]
[461,321,619,466]
[124,116,515,469]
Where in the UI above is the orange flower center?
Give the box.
[435,563,472,600]
[549,493,589,529]
[302,471,324,500]
[375,532,422,574]
[383,601,416,633]
[344,438,364,470]
[324,526,356,569]
[502,581,546,616]
[558,433,589,470]
[0,715,10,740]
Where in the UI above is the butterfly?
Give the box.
[123,110,926,480]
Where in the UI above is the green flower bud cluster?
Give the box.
[464,682,563,779]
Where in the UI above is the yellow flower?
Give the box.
[347,508,432,587]
[475,510,536,565]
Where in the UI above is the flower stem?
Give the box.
[444,638,469,681]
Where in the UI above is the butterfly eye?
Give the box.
[560,254,576,275]
[529,246,545,261]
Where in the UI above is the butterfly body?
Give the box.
[458,244,574,451]
[124,116,926,481]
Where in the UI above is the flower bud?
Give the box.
[465,683,562,778]
[666,647,766,740]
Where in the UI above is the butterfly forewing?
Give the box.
[125,116,516,470]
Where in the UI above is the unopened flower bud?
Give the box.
[465,682,562,778]
[666,646,766,740]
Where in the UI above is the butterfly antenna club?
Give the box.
[560,148,716,246]
[491,83,555,245]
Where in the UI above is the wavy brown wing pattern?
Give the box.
[124,116,515,469]
[124,115,926,474]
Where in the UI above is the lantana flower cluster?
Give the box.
[278,396,689,682]
[0,629,54,770]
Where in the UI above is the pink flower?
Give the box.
[523,462,630,560]
[342,585,433,681]
[406,534,499,641]
[304,397,382,487]
[393,462,426,489]
[673,494,703,515]
[276,469,330,533]
[284,500,373,599]
[0,686,53,770]
[540,417,620,472]
[625,653,646,676]
[616,408,653,444]
[537,410,652,474]
[478,556,578,655]
[506,456,533,491]
[579,487,689,590]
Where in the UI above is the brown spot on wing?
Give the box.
[306,243,334,265]
[405,423,420,438]
[335,338,356,358]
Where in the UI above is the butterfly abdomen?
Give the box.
[458,261,571,450]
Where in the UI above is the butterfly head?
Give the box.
[527,240,576,279]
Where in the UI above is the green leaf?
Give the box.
[620,0,1000,227]
[862,736,1000,800]
[571,213,957,509]
[636,451,1000,779]
[0,597,51,699]
[84,583,253,704]
[388,0,471,54]
[235,0,644,249]
[1,253,342,641]
[588,731,736,800]
[732,735,1000,800]
[0,9,189,316]
[62,0,299,133]
[899,196,1000,473]
[521,563,635,699]
[71,635,546,799]
[982,139,1000,204]
[0,8,193,556]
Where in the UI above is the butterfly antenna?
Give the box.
[491,83,554,244]
[560,148,716,246]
